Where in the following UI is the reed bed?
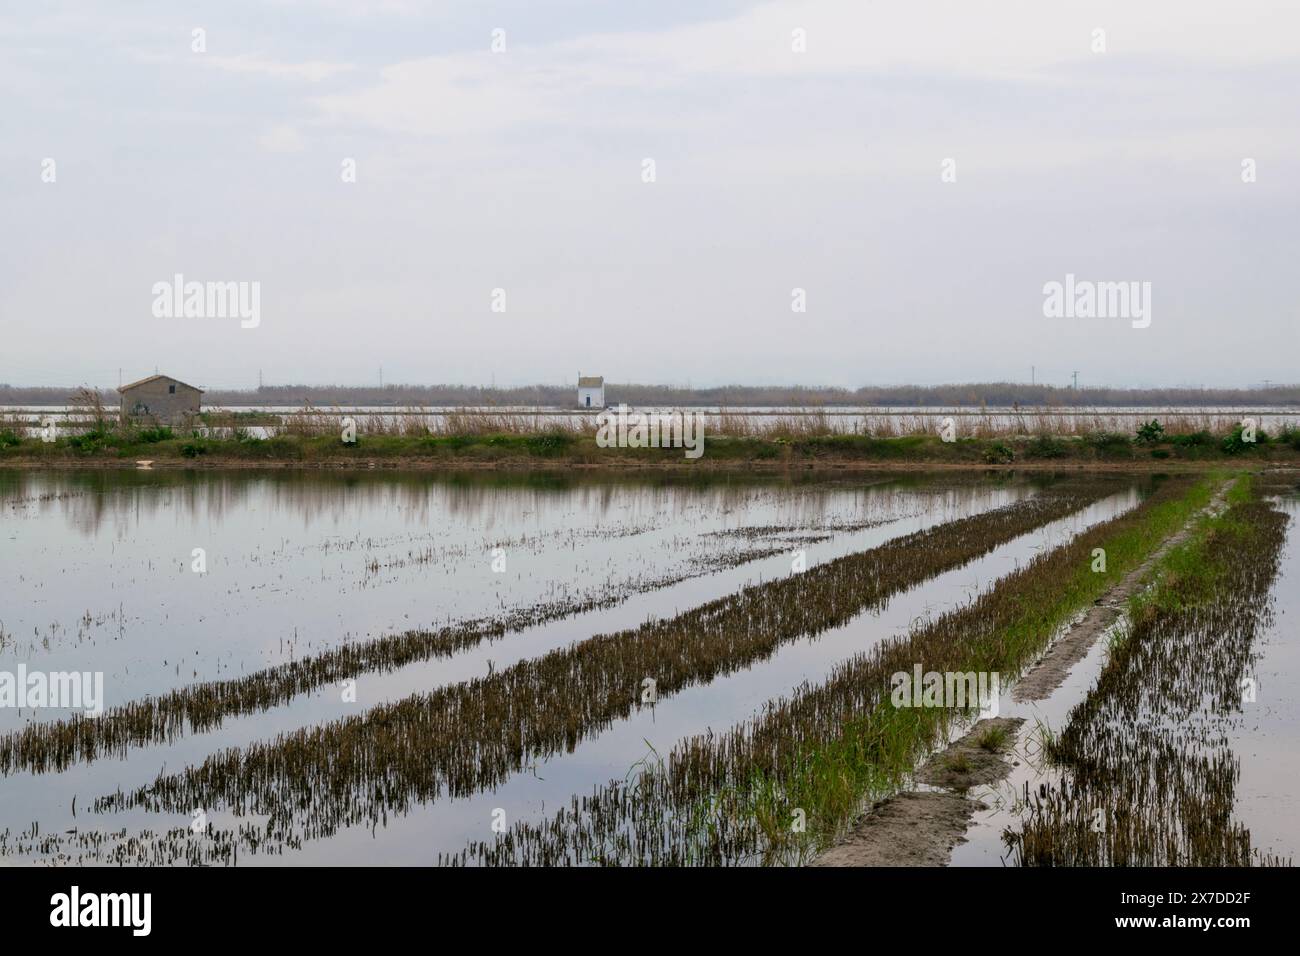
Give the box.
[257,405,433,438]
[436,475,1212,865]
[434,408,598,436]
[88,479,1120,850]
[689,408,1284,440]
[187,404,1296,441]
[0,410,30,441]
[258,406,597,438]
[1004,484,1290,866]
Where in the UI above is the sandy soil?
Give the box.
[812,791,981,867]
[813,717,1024,867]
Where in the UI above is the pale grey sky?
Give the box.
[2,0,1297,390]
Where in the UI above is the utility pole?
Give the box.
[258,369,263,390]
[379,365,383,388]
[1072,370,1079,391]
[1031,366,1035,385]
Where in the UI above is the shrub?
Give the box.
[1024,434,1066,459]
[1151,449,1171,459]
[1171,430,1212,448]
[1221,424,1255,455]
[135,426,174,443]
[1135,419,1165,445]
[250,435,299,458]
[0,430,21,449]
[1085,432,1131,455]
[524,433,574,456]
[68,428,111,452]
[180,439,210,458]
[983,442,1014,464]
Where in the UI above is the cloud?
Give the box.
[205,53,354,82]
[5,0,1299,387]
[259,124,307,152]
[308,0,1300,143]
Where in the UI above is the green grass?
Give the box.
[1120,474,1254,632]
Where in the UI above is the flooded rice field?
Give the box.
[954,485,1300,868]
[1,468,1295,865]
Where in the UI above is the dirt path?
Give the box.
[813,718,1024,867]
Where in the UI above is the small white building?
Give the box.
[577,375,605,409]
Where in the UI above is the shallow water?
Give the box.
[0,469,939,711]
[1224,493,1300,862]
[0,467,1137,864]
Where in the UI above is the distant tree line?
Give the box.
[3,382,1297,408]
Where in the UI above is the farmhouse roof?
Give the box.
[578,376,604,387]
[117,374,205,394]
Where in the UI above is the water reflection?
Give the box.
[0,466,1113,865]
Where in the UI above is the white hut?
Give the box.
[577,376,605,409]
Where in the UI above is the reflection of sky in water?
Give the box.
[2,470,948,710]
[0,468,1133,864]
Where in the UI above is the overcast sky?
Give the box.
[2,1,1297,391]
